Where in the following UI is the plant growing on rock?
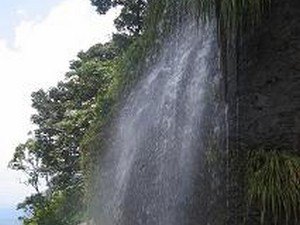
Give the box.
[246,149,300,225]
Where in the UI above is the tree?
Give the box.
[90,0,148,35]
[10,42,119,224]
[10,139,47,193]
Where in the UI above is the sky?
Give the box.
[0,0,117,223]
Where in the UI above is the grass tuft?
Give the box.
[246,149,300,225]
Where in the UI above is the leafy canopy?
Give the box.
[91,0,148,35]
[10,42,120,224]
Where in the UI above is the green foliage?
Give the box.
[10,42,120,224]
[18,185,85,225]
[91,0,147,35]
[145,0,271,33]
[10,139,46,193]
[246,149,300,225]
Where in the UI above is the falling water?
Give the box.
[92,21,222,225]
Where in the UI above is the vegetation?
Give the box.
[246,149,300,225]
[91,0,147,35]
[9,41,122,224]
[91,0,271,34]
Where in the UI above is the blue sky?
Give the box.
[0,0,61,45]
[0,0,118,224]
[0,207,22,225]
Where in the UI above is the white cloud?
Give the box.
[16,9,27,18]
[0,0,118,208]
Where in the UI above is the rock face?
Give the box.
[238,0,300,149]
[225,0,300,224]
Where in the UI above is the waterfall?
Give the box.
[92,21,222,225]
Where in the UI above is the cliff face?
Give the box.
[238,0,300,150]
[225,0,300,224]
